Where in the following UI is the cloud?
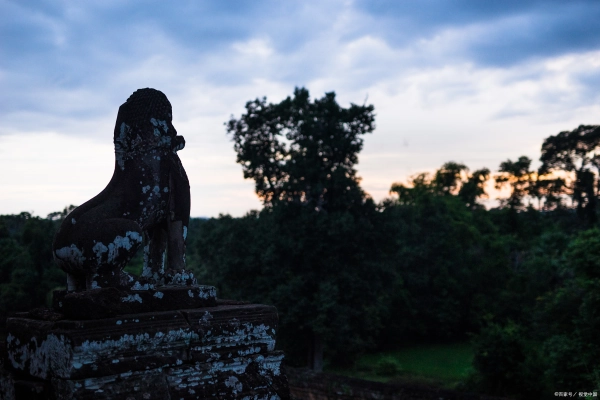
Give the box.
[354,0,600,67]
[0,0,359,138]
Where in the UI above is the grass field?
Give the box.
[326,342,474,389]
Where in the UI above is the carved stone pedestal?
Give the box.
[1,286,289,400]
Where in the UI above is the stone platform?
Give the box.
[0,286,289,400]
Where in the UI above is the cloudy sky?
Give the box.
[2,0,600,218]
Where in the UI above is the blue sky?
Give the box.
[2,0,600,217]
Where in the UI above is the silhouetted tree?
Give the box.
[539,125,600,222]
[495,156,535,210]
[223,88,384,370]
[434,162,468,195]
[458,168,491,209]
[534,177,569,211]
[391,162,490,209]
[47,205,77,221]
[390,173,435,205]
[226,87,375,213]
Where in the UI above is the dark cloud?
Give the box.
[355,0,600,67]
[357,0,561,27]
[0,0,338,111]
[0,0,322,64]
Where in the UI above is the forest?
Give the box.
[2,88,600,398]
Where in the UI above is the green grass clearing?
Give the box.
[326,342,474,389]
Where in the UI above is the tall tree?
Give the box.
[534,177,568,211]
[226,87,375,212]
[433,162,469,195]
[495,156,535,210]
[539,125,600,222]
[223,88,385,370]
[458,168,490,209]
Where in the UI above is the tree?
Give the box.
[221,88,385,370]
[539,125,600,222]
[433,161,469,195]
[386,164,511,343]
[539,125,600,175]
[494,156,535,210]
[390,172,436,205]
[47,205,77,221]
[390,162,490,209]
[534,177,568,211]
[226,87,375,213]
[458,168,490,209]
[195,205,391,370]
[470,321,543,398]
[532,228,600,390]
[0,211,67,332]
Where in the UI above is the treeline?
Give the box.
[0,207,73,325]
[2,88,600,398]
[189,171,595,399]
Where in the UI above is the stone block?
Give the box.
[6,310,193,380]
[51,368,170,400]
[0,368,16,400]
[165,351,286,399]
[3,302,289,399]
[42,352,287,400]
[53,285,217,319]
[184,305,278,363]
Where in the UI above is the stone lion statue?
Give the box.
[53,88,195,291]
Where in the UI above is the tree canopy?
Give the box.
[494,156,535,210]
[539,125,600,175]
[391,162,490,209]
[538,125,600,222]
[226,87,375,213]
[222,87,384,370]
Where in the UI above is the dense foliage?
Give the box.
[0,207,74,329]
[226,87,374,212]
[2,89,600,398]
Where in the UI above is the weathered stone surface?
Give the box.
[41,352,287,400]
[4,318,59,379]
[26,307,64,322]
[52,285,217,319]
[6,310,193,379]
[166,352,287,399]
[52,88,193,291]
[3,305,290,400]
[0,368,16,400]
[184,305,278,363]
[51,368,170,400]
[52,287,125,319]
[4,303,289,399]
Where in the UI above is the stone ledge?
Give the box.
[3,291,289,399]
[51,285,217,319]
[5,304,278,381]
[3,302,289,399]
[3,352,287,400]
